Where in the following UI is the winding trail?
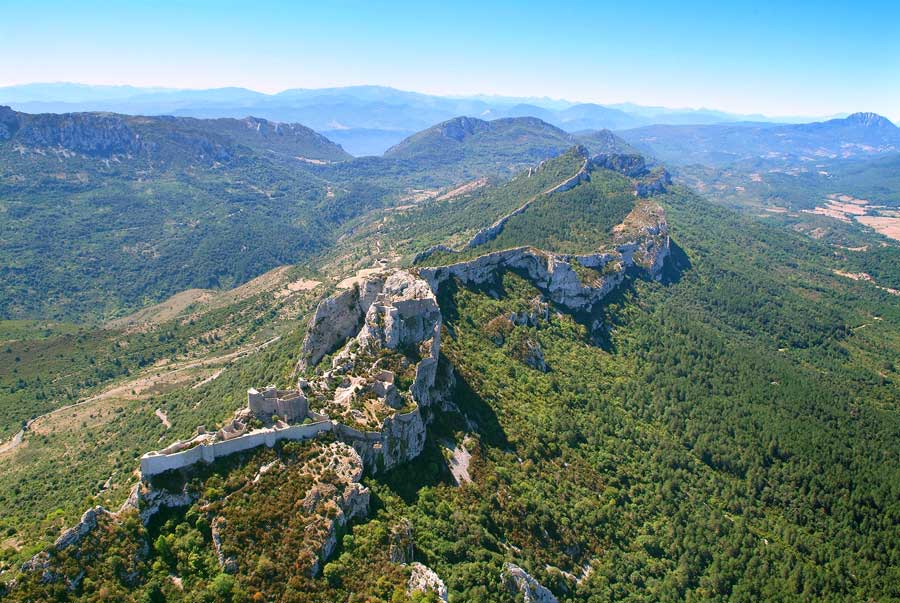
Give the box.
[0,335,282,457]
[465,156,591,249]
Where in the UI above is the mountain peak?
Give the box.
[844,112,896,128]
[437,116,488,141]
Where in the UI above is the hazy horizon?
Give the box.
[0,81,866,125]
[3,0,899,122]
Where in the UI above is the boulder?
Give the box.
[408,562,449,601]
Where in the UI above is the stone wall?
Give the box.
[247,386,309,422]
[140,421,333,478]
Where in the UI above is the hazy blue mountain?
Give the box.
[0,83,837,156]
[619,112,900,166]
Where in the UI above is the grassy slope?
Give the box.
[419,167,636,266]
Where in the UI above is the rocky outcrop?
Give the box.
[333,407,428,473]
[53,506,111,551]
[310,480,370,576]
[389,520,415,563]
[592,153,648,177]
[211,518,238,574]
[298,276,386,370]
[439,116,487,141]
[124,481,198,524]
[22,506,126,589]
[514,336,548,372]
[295,270,444,473]
[301,443,371,576]
[408,562,449,601]
[636,167,672,197]
[16,113,143,156]
[0,106,20,140]
[413,244,455,265]
[502,563,558,603]
[355,271,442,356]
[420,199,668,319]
[386,518,448,601]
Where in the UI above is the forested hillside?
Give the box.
[1,111,623,321]
[2,139,898,601]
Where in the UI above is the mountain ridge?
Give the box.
[0,105,351,161]
[619,111,900,166]
[0,83,854,156]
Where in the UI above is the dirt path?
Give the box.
[0,335,282,456]
[155,409,171,429]
[0,428,25,455]
[833,270,900,296]
[191,367,226,389]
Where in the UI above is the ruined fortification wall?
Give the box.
[140,421,333,478]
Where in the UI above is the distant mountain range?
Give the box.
[0,83,847,156]
[619,112,900,166]
[0,106,351,162]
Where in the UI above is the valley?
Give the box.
[0,103,899,602]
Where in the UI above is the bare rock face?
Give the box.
[300,269,443,473]
[304,443,371,576]
[502,563,558,603]
[356,271,442,356]
[126,481,197,525]
[17,113,142,156]
[298,276,386,370]
[419,200,669,319]
[635,167,672,197]
[53,506,110,551]
[592,153,648,177]
[389,520,415,563]
[408,562,449,601]
[211,518,238,574]
[515,336,549,372]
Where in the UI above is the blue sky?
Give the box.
[3,0,899,120]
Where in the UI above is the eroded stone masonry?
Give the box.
[141,269,445,482]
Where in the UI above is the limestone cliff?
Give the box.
[419,199,669,317]
[303,270,443,473]
[408,562,449,601]
[298,275,386,370]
